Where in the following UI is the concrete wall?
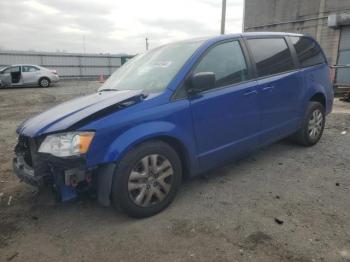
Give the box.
[244,0,350,65]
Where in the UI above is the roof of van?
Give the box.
[176,32,308,46]
[210,32,305,41]
[243,32,304,37]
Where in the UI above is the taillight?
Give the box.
[51,70,57,75]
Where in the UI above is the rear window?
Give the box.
[290,37,326,68]
[247,38,295,78]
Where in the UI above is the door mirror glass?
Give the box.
[187,72,216,95]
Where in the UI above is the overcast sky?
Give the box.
[0,0,244,55]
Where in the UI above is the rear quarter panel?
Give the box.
[300,64,334,116]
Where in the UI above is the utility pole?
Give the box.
[242,0,246,32]
[145,37,149,51]
[221,0,227,34]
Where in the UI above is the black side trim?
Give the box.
[97,163,116,206]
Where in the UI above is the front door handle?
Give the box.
[243,90,258,96]
[262,86,274,91]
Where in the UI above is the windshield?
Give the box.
[99,40,203,93]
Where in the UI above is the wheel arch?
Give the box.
[114,134,194,179]
[38,76,50,85]
[95,121,198,174]
[93,120,198,207]
[95,133,195,207]
[309,92,326,110]
[145,135,191,179]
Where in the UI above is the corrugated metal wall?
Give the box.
[0,51,133,79]
[336,26,350,85]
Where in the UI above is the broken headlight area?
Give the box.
[13,134,96,202]
[38,131,95,157]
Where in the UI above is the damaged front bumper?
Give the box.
[13,156,41,186]
[13,135,95,202]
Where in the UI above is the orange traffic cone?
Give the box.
[99,74,105,83]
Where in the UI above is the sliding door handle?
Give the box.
[262,86,274,91]
[243,90,258,96]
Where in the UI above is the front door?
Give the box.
[0,67,12,86]
[188,40,260,171]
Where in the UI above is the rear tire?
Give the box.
[39,77,50,88]
[112,140,182,218]
[292,102,325,146]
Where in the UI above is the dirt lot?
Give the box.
[0,81,350,262]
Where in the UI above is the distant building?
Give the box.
[244,0,350,86]
[0,50,133,79]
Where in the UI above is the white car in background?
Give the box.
[0,64,59,88]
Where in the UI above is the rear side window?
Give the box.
[193,41,249,88]
[290,37,326,68]
[247,38,295,77]
[22,66,39,72]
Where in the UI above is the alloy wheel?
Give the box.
[40,79,49,87]
[308,109,323,140]
[128,154,174,207]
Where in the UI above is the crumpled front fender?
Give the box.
[94,121,198,207]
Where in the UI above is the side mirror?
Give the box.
[187,72,216,95]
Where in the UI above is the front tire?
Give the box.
[292,102,325,146]
[39,77,50,88]
[112,141,182,218]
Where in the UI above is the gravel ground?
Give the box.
[0,81,350,262]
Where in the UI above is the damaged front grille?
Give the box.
[15,135,33,167]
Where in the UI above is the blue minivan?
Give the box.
[13,32,333,217]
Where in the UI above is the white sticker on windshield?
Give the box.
[153,61,172,68]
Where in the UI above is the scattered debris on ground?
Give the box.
[274,218,284,225]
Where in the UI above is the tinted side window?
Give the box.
[4,66,20,73]
[247,38,295,77]
[193,41,249,89]
[291,37,326,68]
[22,66,39,72]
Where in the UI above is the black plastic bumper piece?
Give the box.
[13,157,43,187]
[97,163,116,207]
